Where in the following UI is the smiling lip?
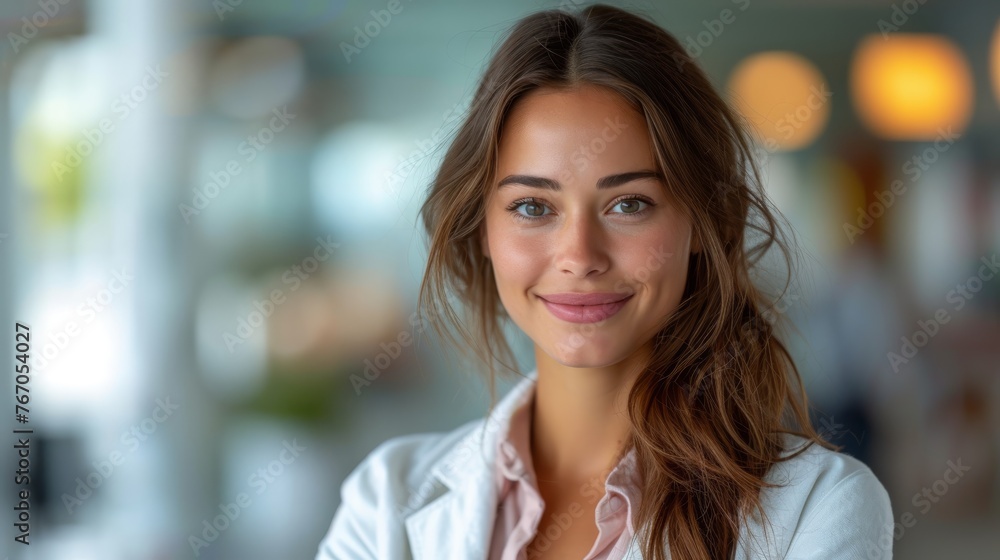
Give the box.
[537,292,634,324]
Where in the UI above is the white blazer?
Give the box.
[315,369,895,559]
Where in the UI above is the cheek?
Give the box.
[487,227,546,294]
[616,223,690,292]
[488,238,544,330]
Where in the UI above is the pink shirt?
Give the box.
[488,388,643,560]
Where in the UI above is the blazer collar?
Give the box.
[404,368,538,560]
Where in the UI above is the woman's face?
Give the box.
[481,84,698,368]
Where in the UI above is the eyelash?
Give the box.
[504,195,656,223]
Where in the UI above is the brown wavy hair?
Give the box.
[416,3,835,559]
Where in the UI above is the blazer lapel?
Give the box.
[404,371,538,560]
[403,463,497,560]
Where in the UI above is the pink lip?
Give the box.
[538,292,634,324]
[538,292,632,305]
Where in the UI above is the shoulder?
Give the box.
[342,417,486,513]
[766,434,887,501]
[315,375,535,559]
[314,418,486,559]
[740,434,895,559]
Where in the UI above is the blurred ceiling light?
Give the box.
[13,38,111,137]
[31,279,124,419]
[992,20,1000,105]
[850,34,973,140]
[11,38,112,224]
[311,123,408,238]
[208,36,305,120]
[726,51,831,151]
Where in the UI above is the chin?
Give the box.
[542,339,628,369]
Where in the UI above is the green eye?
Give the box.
[506,198,553,221]
[614,199,645,213]
[521,202,547,217]
[504,195,655,222]
[610,196,654,216]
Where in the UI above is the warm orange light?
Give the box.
[726,51,831,152]
[851,34,973,140]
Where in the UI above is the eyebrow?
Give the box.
[496,170,664,191]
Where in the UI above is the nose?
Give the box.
[554,210,610,278]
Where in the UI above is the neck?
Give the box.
[529,344,648,484]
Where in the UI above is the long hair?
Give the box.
[416,4,835,559]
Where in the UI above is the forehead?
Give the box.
[496,84,656,177]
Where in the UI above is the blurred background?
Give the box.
[0,0,998,558]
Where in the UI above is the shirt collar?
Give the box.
[496,383,535,483]
[493,375,645,529]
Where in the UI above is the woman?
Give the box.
[316,4,894,559]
